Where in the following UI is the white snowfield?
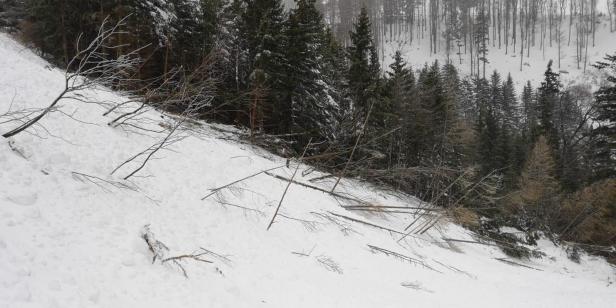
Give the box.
[0,33,615,308]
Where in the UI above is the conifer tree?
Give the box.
[282,0,335,147]
[348,7,378,121]
[500,74,521,186]
[210,0,248,124]
[25,0,94,65]
[476,73,502,174]
[199,0,224,55]
[537,61,562,154]
[385,51,415,165]
[321,28,349,114]
[169,0,206,71]
[501,74,518,130]
[416,61,456,162]
[242,0,287,133]
[522,81,536,129]
[117,0,173,79]
[508,136,561,231]
[591,53,616,180]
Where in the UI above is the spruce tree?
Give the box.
[210,0,248,124]
[348,7,378,120]
[169,0,206,71]
[116,0,173,79]
[537,60,561,152]
[522,80,536,131]
[385,51,415,166]
[500,74,521,186]
[25,0,95,65]
[591,53,616,180]
[242,0,287,133]
[321,28,349,114]
[476,73,502,175]
[501,74,519,130]
[416,61,456,162]
[282,0,335,147]
[199,0,224,56]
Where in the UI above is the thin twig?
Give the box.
[201,165,285,200]
[331,101,374,193]
[267,139,312,231]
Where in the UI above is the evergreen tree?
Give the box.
[321,27,349,114]
[537,60,562,152]
[591,53,616,180]
[210,0,248,124]
[385,51,415,166]
[348,7,378,121]
[522,80,537,132]
[476,74,501,174]
[501,74,519,131]
[416,61,456,162]
[199,0,224,56]
[282,0,335,147]
[441,62,463,166]
[500,74,521,186]
[115,0,173,79]
[169,0,206,71]
[242,0,287,133]
[474,0,490,78]
[458,77,478,123]
[25,0,95,65]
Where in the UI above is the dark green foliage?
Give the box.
[384,51,416,166]
[25,0,98,64]
[168,0,208,71]
[348,7,379,120]
[591,53,616,180]
[321,28,349,115]
[521,80,538,137]
[242,0,288,132]
[282,0,335,147]
[537,61,562,153]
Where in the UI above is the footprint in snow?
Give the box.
[6,193,38,206]
[401,281,435,293]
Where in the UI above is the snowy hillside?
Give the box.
[384,16,615,90]
[1,33,615,308]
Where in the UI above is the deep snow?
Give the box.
[1,32,615,308]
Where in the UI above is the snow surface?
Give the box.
[1,33,615,308]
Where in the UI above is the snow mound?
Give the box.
[1,32,615,308]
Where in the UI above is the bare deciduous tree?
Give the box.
[2,17,141,139]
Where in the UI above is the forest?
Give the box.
[314,0,615,74]
[1,0,615,261]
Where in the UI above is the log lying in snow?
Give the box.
[494,258,543,271]
[368,244,442,273]
[264,171,366,204]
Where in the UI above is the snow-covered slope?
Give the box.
[384,17,615,90]
[1,33,615,308]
